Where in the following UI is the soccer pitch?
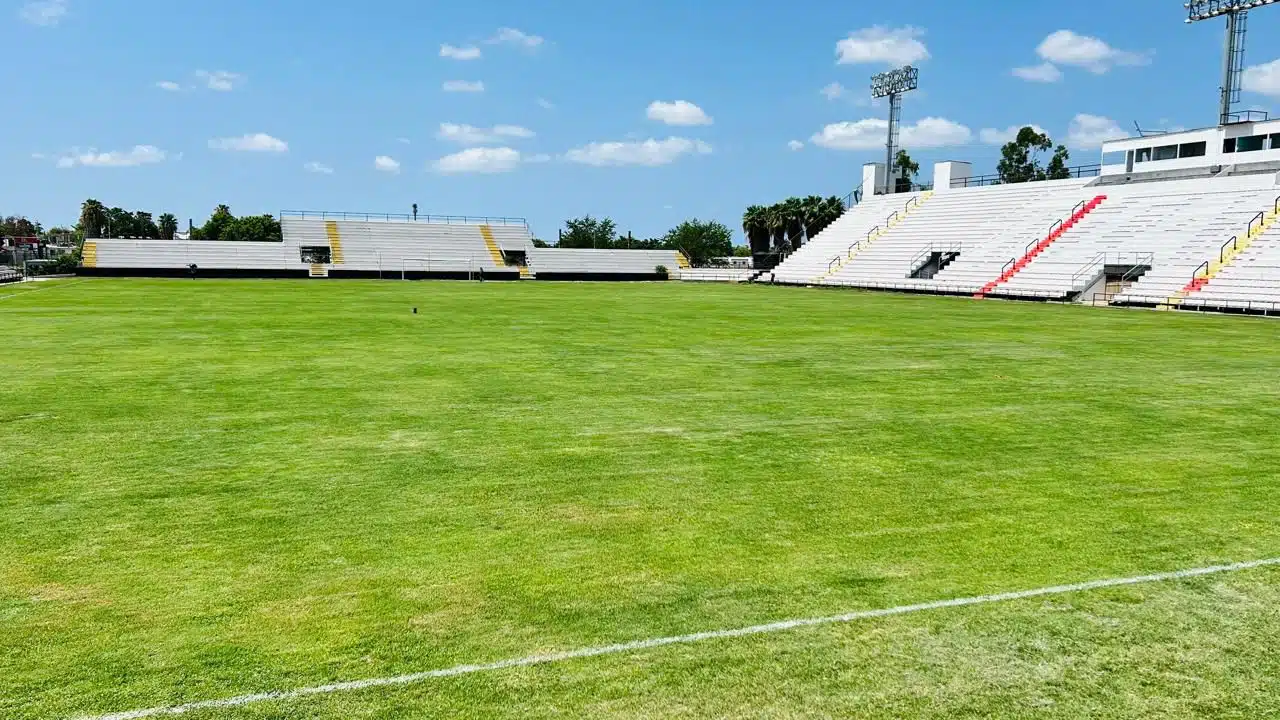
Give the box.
[5,279,1280,719]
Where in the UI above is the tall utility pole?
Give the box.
[1185,0,1278,125]
[871,66,919,195]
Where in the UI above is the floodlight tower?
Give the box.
[1185,0,1279,125]
[871,65,919,194]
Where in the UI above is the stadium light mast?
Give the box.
[1185,0,1279,125]
[871,66,919,195]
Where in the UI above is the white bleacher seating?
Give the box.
[676,268,756,283]
[769,172,1280,312]
[527,248,682,276]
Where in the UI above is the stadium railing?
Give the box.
[953,164,1102,189]
[280,210,528,227]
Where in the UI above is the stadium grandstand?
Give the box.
[82,212,688,281]
[76,124,1280,314]
[763,119,1280,315]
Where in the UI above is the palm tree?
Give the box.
[765,204,789,254]
[158,213,178,240]
[742,205,770,258]
[781,197,806,249]
[78,199,107,239]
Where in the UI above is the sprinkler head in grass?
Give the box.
[413,307,418,314]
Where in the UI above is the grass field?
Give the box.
[5,278,1280,719]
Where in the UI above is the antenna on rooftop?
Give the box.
[871,65,919,195]
[1185,0,1278,125]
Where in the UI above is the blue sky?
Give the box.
[6,0,1280,241]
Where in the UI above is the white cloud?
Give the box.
[155,80,182,92]
[810,117,971,150]
[195,70,244,92]
[565,137,712,167]
[836,26,929,66]
[979,124,1048,145]
[437,123,535,146]
[396,137,412,144]
[374,156,401,174]
[1036,30,1149,74]
[1243,59,1280,97]
[209,133,288,152]
[19,0,66,26]
[537,98,555,110]
[788,140,805,151]
[489,27,544,50]
[821,82,846,100]
[440,44,482,60]
[1066,114,1127,148]
[304,162,334,174]
[56,145,166,168]
[646,100,713,126]
[442,80,485,93]
[434,147,523,174]
[31,152,46,160]
[1012,62,1063,83]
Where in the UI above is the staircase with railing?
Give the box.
[1166,195,1280,308]
[976,195,1107,298]
[817,193,933,282]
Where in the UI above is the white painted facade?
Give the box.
[1099,120,1280,176]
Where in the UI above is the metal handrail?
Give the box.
[828,257,841,273]
[1049,218,1064,236]
[907,242,961,273]
[1192,261,1210,281]
[1002,258,1016,276]
[1220,236,1238,263]
[886,211,899,226]
[1248,211,1265,238]
[866,226,879,242]
[1025,237,1041,256]
[1071,199,1087,217]
[1126,252,1157,283]
[280,210,528,227]
[1070,253,1105,289]
[905,196,919,213]
[952,163,1103,188]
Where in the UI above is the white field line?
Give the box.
[81,557,1280,720]
[0,278,91,302]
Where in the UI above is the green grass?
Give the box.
[4,279,1280,719]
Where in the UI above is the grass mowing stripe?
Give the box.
[80,557,1280,720]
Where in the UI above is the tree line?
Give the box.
[741,195,847,263]
[77,200,281,242]
[541,216,741,267]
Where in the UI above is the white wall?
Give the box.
[932,162,972,192]
[862,163,886,199]
[1102,121,1280,177]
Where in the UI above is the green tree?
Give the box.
[894,150,920,193]
[764,204,789,253]
[559,215,617,249]
[199,204,235,242]
[78,199,107,239]
[781,197,806,248]
[221,214,283,243]
[997,127,1070,184]
[1045,145,1071,180]
[661,219,733,267]
[105,207,134,238]
[158,213,178,240]
[133,211,159,239]
[742,205,771,259]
